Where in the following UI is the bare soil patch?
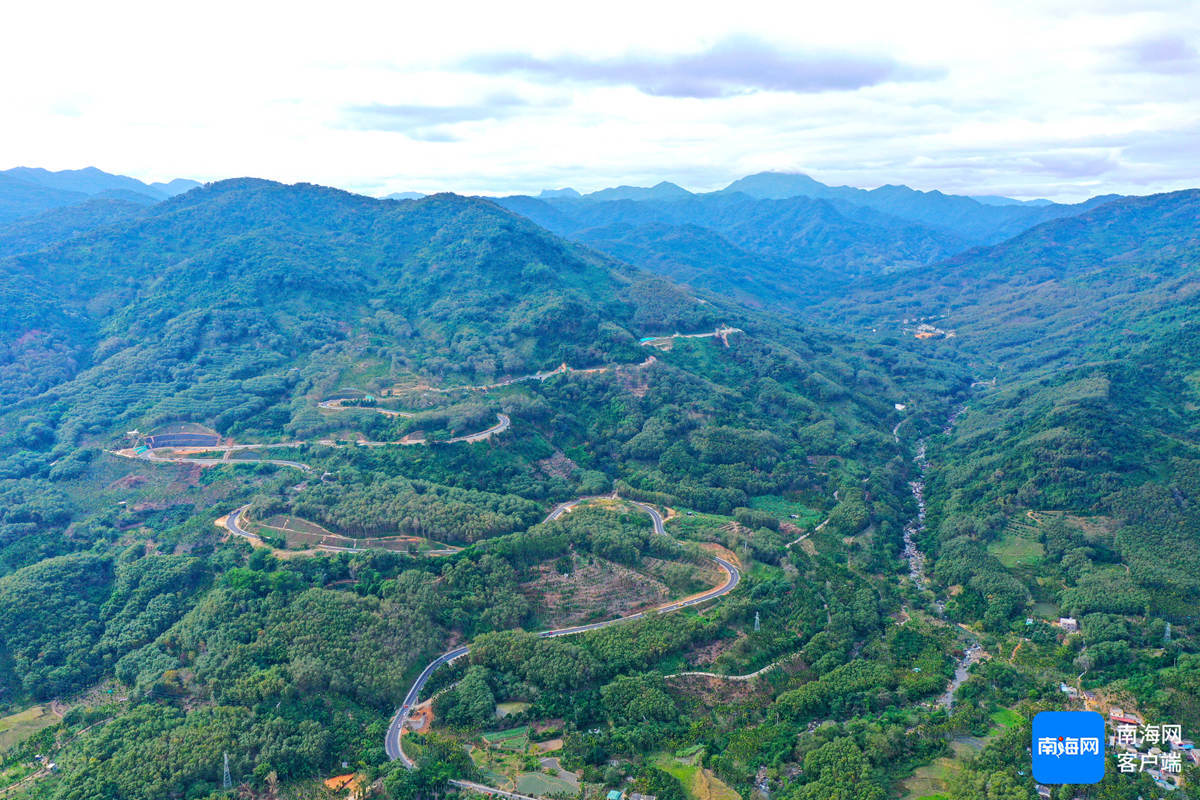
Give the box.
[521,556,671,627]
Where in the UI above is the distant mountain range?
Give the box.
[824,188,1200,372]
[490,172,1119,306]
[0,166,200,225]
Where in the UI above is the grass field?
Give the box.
[0,705,59,751]
[482,726,529,743]
[515,772,575,796]
[988,514,1045,568]
[652,754,740,800]
[496,702,530,718]
[990,708,1023,728]
[988,533,1044,568]
[1031,601,1061,619]
[666,511,732,541]
[483,726,529,751]
[901,732,995,799]
[747,496,823,527]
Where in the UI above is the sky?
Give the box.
[3,0,1198,202]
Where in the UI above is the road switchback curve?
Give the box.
[384,497,740,771]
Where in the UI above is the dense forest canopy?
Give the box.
[0,177,1196,800]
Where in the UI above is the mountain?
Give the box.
[0,197,147,259]
[718,171,1118,244]
[0,178,740,427]
[721,171,842,200]
[0,166,200,225]
[2,166,199,201]
[538,187,581,199]
[829,188,1200,373]
[581,180,693,202]
[970,194,1054,207]
[4,171,1198,800]
[495,174,1118,309]
[0,173,89,224]
[384,191,425,200]
[494,190,970,299]
[149,178,203,196]
[823,189,1200,644]
[570,220,829,308]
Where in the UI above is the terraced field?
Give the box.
[987,513,1045,568]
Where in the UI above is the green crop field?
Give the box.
[0,705,59,751]
[747,495,824,526]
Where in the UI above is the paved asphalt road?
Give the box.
[384,496,741,769]
[447,413,510,443]
[223,505,256,541]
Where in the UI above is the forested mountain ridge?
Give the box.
[0,178,726,437]
[827,188,1200,373]
[494,191,969,303]
[0,197,148,259]
[718,171,1118,243]
[0,175,961,570]
[493,175,1117,308]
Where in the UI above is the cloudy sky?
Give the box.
[3,0,1198,201]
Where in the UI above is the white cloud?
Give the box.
[0,0,1196,201]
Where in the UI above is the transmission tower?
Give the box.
[223,752,232,791]
[754,611,760,632]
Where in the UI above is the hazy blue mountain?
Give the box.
[582,181,693,202]
[0,167,200,224]
[149,178,204,196]
[573,220,833,308]
[0,173,88,224]
[720,171,844,200]
[494,190,968,300]
[2,166,199,201]
[719,171,1119,244]
[970,194,1054,207]
[496,173,1121,309]
[538,187,581,199]
[491,195,583,236]
[385,191,425,200]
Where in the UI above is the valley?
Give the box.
[0,174,1196,800]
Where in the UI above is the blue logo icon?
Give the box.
[1032,711,1106,784]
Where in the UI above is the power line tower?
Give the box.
[223,752,232,791]
[754,611,760,632]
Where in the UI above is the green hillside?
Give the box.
[1,178,1197,800]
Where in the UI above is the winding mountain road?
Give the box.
[384,497,741,769]
[110,413,512,471]
[122,446,312,471]
[318,398,415,417]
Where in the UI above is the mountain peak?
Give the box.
[582,181,693,202]
[720,171,838,199]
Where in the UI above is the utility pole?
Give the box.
[223,752,232,791]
